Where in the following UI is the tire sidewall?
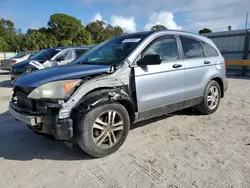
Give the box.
[77,103,130,157]
[203,80,221,114]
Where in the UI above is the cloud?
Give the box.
[144,12,182,31]
[110,15,136,33]
[84,0,249,32]
[91,12,103,21]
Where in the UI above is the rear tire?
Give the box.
[196,80,221,115]
[77,103,130,158]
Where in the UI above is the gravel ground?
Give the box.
[0,70,249,188]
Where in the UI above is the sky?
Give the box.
[0,0,250,33]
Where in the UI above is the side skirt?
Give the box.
[134,96,203,122]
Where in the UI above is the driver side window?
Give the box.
[143,37,179,61]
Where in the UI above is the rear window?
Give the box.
[75,49,88,58]
[180,37,204,59]
[13,54,26,58]
[201,41,219,57]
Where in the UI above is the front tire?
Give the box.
[196,80,221,115]
[77,103,130,158]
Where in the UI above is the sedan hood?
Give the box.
[14,64,111,88]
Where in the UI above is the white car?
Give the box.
[0,53,31,71]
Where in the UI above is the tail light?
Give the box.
[11,59,17,64]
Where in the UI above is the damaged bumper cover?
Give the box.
[9,101,42,126]
[9,101,73,141]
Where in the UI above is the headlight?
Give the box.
[28,79,81,99]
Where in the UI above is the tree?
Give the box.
[86,20,108,43]
[0,37,9,52]
[105,24,124,38]
[151,24,167,31]
[48,13,84,43]
[86,21,124,43]
[25,31,58,50]
[199,28,212,34]
[72,30,93,46]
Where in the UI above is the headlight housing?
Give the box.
[28,79,81,99]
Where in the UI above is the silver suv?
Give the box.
[9,30,228,157]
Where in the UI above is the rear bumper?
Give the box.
[0,64,11,70]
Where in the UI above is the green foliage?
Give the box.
[151,24,167,31]
[86,20,124,43]
[72,30,93,46]
[199,28,212,34]
[0,13,125,52]
[0,37,9,52]
[48,13,84,43]
[25,31,58,50]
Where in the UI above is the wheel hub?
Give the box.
[92,110,124,148]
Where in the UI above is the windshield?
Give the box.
[73,33,150,65]
[29,49,62,60]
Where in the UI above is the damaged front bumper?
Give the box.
[9,101,74,141]
[9,101,42,126]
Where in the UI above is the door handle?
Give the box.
[173,64,182,68]
[204,61,211,64]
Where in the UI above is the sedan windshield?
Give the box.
[29,49,62,61]
[73,32,151,65]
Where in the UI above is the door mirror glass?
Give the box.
[137,55,162,66]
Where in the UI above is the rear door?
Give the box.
[180,36,211,104]
[134,35,185,113]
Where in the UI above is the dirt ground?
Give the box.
[0,70,249,188]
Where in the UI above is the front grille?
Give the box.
[14,86,35,110]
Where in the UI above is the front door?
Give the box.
[134,35,185,114]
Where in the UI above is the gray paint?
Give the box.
[58,61,130,119]
[59,30,227,119]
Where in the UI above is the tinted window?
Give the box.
[181,38,204,59]
[29,49,61,60]
[73,32,150,65]
[143,37,179,61]
[201,42,219,57]
[75,49,88,58]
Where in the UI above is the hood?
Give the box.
[12,59,45,69]
[14,64,111,88]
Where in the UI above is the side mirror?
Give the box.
[137,54,162,66]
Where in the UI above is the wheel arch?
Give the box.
[72,87,136,123]
[211,77,224,98]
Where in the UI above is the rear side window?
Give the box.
[180,37,204,59]
[75,49,88,58]
[201,41,219,57]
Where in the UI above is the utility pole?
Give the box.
[245,13,248,30]
[242,13,249,76]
